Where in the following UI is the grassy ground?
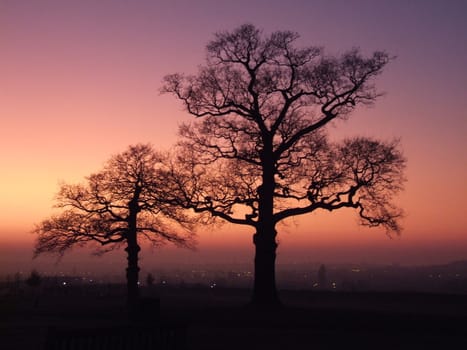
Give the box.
[1,287,467,349]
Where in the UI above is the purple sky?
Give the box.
[1,0,466,275]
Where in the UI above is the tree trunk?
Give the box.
[251,228,280,307]
[125,232,140,309]
[251,148,281,307]
[127,191,141,310]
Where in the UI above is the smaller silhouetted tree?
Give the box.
[25,269,42,288]
[318,264,327,289]
[33,144,195,308]
[146,272,155,287]
[12,272,22,295]
[25,269,42,307]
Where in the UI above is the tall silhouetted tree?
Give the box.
[33,144,194,308]
[162,24,405,306]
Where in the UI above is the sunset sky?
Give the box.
[1,0,466,275]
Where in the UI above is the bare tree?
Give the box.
[318,264,327,289]
[162,24,406,307]
[33,144,194,307]
[25,269,42,288]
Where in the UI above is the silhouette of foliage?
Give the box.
[25,269,42,288]
[318,264,327,289]
[146,272,155,286]
[162,24,406,307]
[33,144,195,306]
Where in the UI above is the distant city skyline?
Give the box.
[3,260,467,297]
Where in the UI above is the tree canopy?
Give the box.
[162,24,406,306]
[34,144,194,305]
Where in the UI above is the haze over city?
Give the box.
[1,0,466,277]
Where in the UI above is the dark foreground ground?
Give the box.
[2,287,467,349]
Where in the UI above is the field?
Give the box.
[2,286,467,349]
